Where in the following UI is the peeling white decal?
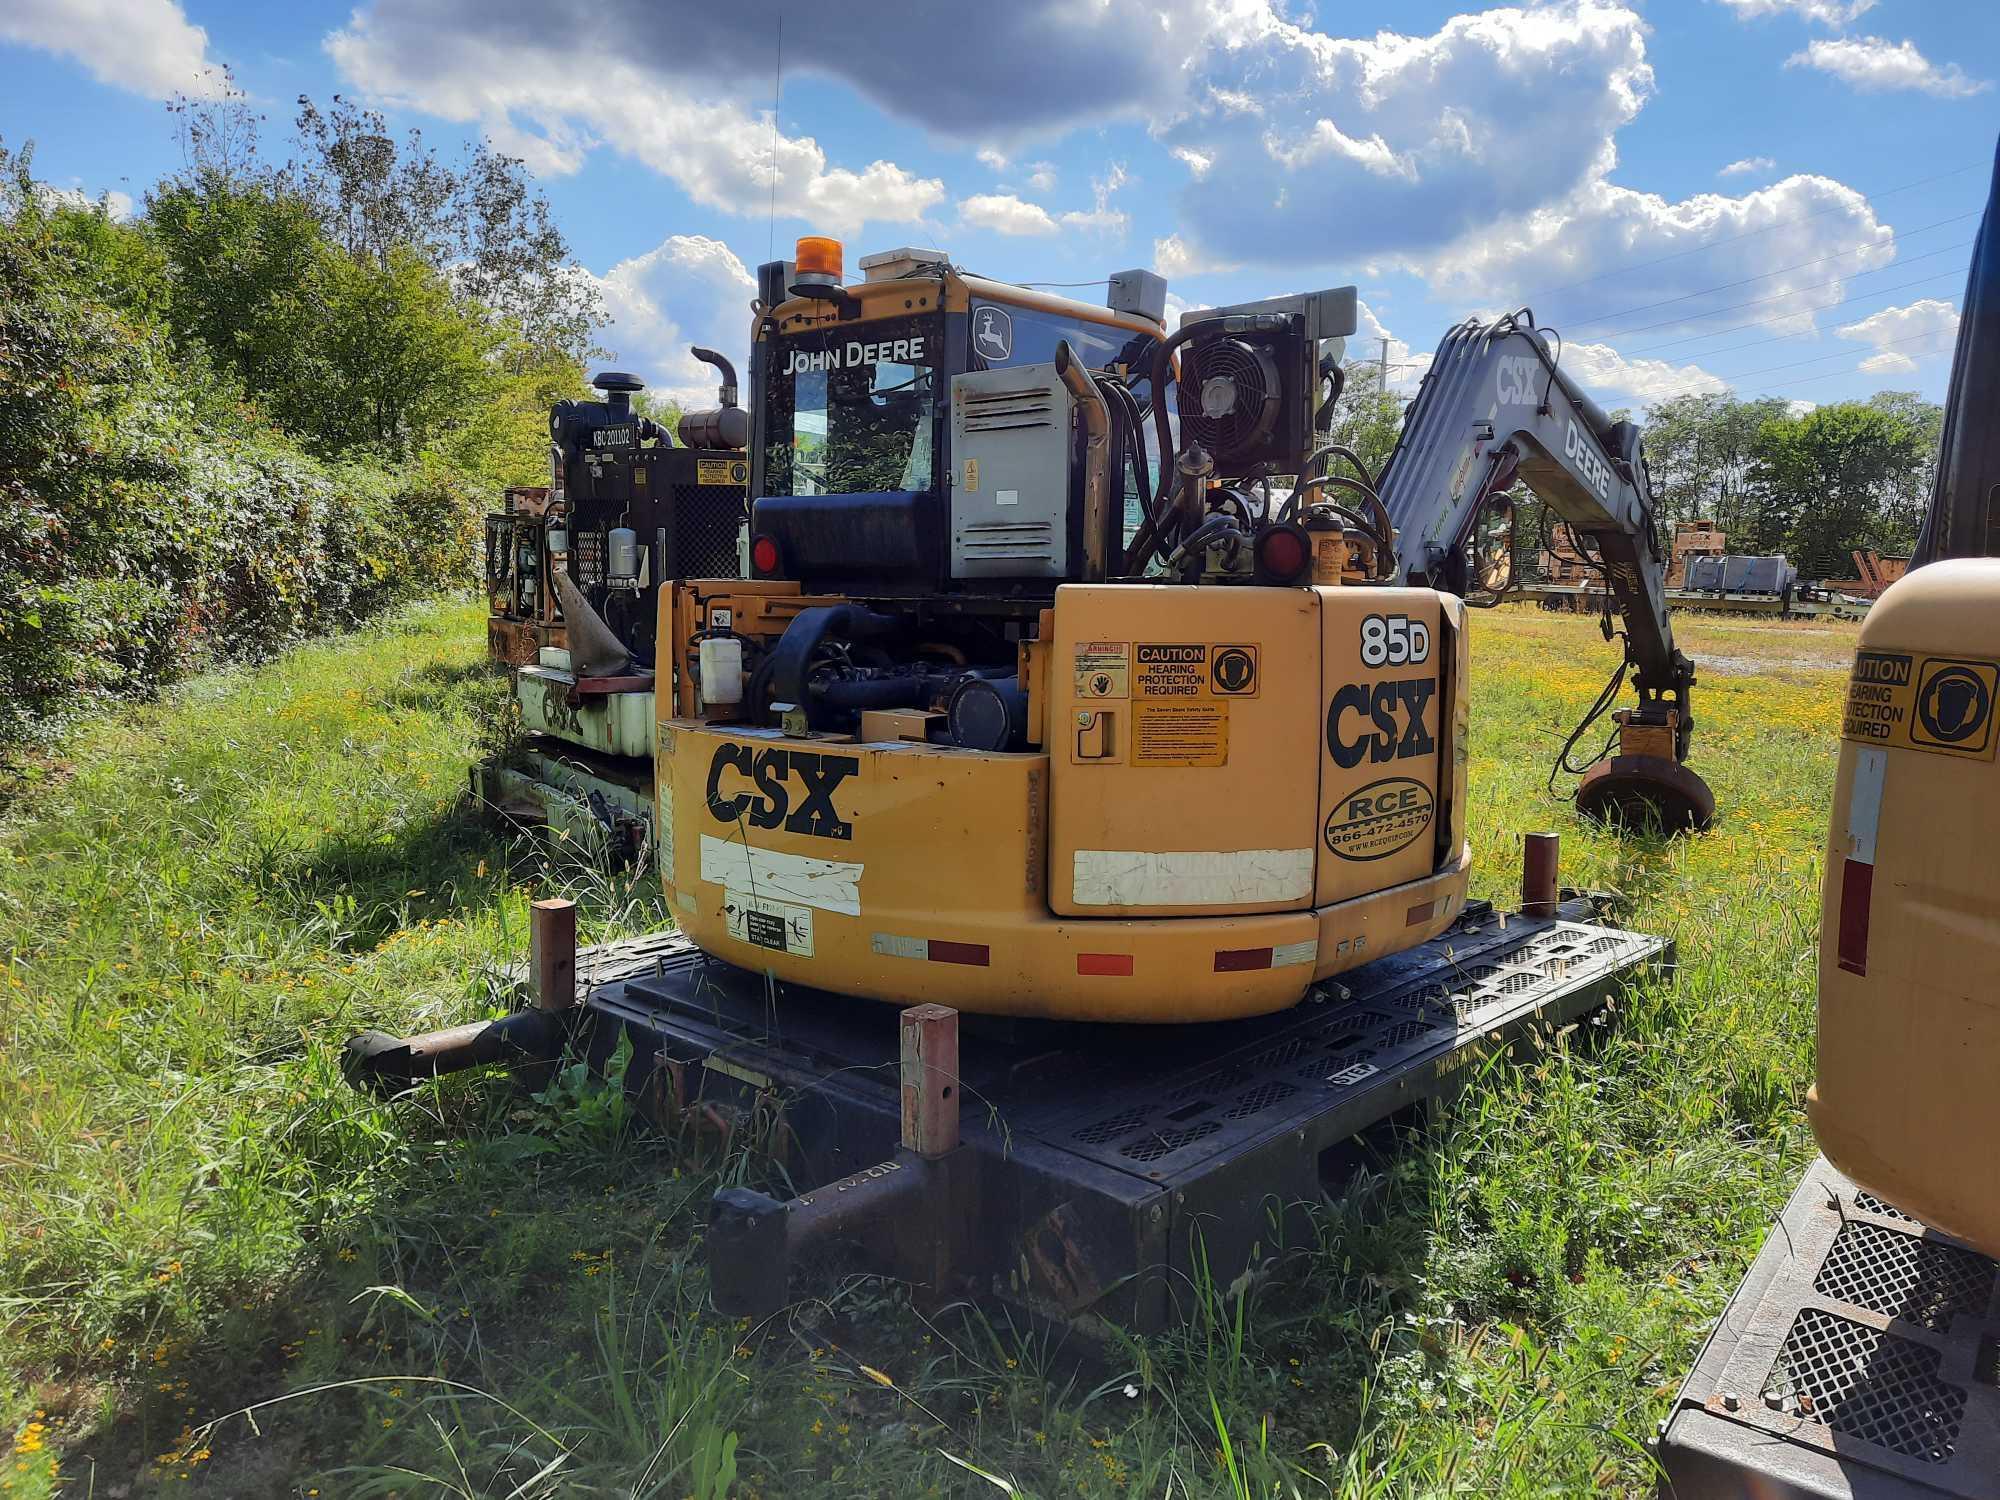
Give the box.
[699,834,862,915]
[1271,939,1318,968]
[1071,848,1314,907]
[657,777,676,875]
[1847,748,1885,865]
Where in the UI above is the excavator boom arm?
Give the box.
[1377,312,1695,727]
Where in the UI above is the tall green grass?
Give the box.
[0,599,1849,1496]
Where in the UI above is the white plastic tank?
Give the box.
[698,636,745,707]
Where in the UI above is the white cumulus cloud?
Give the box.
[1562,342,1729,404]
[1719,156,1776,178]
[1787,36,1990,98]
[0,0,226,99]
[326,15,945,237]
[1713,0,1876,24]
[1162,1,1656,269]
[1058,164,1131,237]
[1426,173,1893,338]
[34,184,136,219]
[960,193,1059,237]
[1152,233,1238,279]
[1353,299,1432,395]
[1859,351,1916,374]
[591,235,757,407]
[1836,296,1960,375]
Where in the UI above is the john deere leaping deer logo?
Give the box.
[973,304,1013,362]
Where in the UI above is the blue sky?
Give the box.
[6,0,1998,408]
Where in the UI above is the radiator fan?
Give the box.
[1178,336,1282,463]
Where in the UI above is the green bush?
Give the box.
[0,147,493,753]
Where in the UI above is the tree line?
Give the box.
[1,86,602,751]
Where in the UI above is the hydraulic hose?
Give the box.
[749,605,899,726]
[1097,375,1151,545]
[1124,322,1210,573]
[1301,442,1379,493]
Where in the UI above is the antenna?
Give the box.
[767,11,783,261]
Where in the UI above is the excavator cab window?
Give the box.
[762,311,941,499]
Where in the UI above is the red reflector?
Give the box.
[1837,857,1874,977]
[926,940,989,967]
[750,534,781,575]
[1214,947,1273,972]
[1256,528,1308,581]
[1077,953,1133,976]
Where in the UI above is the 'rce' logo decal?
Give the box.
[1325,678,1436,770]
[706,745,860,840]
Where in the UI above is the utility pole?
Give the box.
[1378,337,1391,397]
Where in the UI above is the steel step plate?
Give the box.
[1658,1156,2000,1497]
[574,903,1668,1332]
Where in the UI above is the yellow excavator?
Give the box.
[348,237,1714,1328]
[1659,141,2000,1498]
[646,236,1712,1023]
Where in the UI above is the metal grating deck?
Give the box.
[1658,1157,2000,1497]
[585,902,1668,1334]
[1812,1219,1994,1334]
[1028,919,1658,1182]
[1761,1306,1966,1462]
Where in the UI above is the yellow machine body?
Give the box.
[1807,557,2000,1255]
[656,582,1471,1022]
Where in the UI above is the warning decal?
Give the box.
[1132,701,1228,767]
[1134,642,1260,698]
[721,889,815,956]
[1135,643,1209,697]
[696,457,749,486]
[1842,650,1999,760]
[1073,641,1129,699]
[1210,644,1259,697]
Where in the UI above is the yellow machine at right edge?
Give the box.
[1656,137,2000,1500]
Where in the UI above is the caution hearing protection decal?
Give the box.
[1842,651,1999,760]
[1068,642,1259,767]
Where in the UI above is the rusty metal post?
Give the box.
[530,898,578,1011]
[900,1004,960,1158]
[1522,832,1560,919]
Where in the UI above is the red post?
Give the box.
[1521,832,1560,919]
[900,1004,960,1158]
[530,898,578,1011]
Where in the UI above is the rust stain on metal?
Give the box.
[1023,1202,1103,1312]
